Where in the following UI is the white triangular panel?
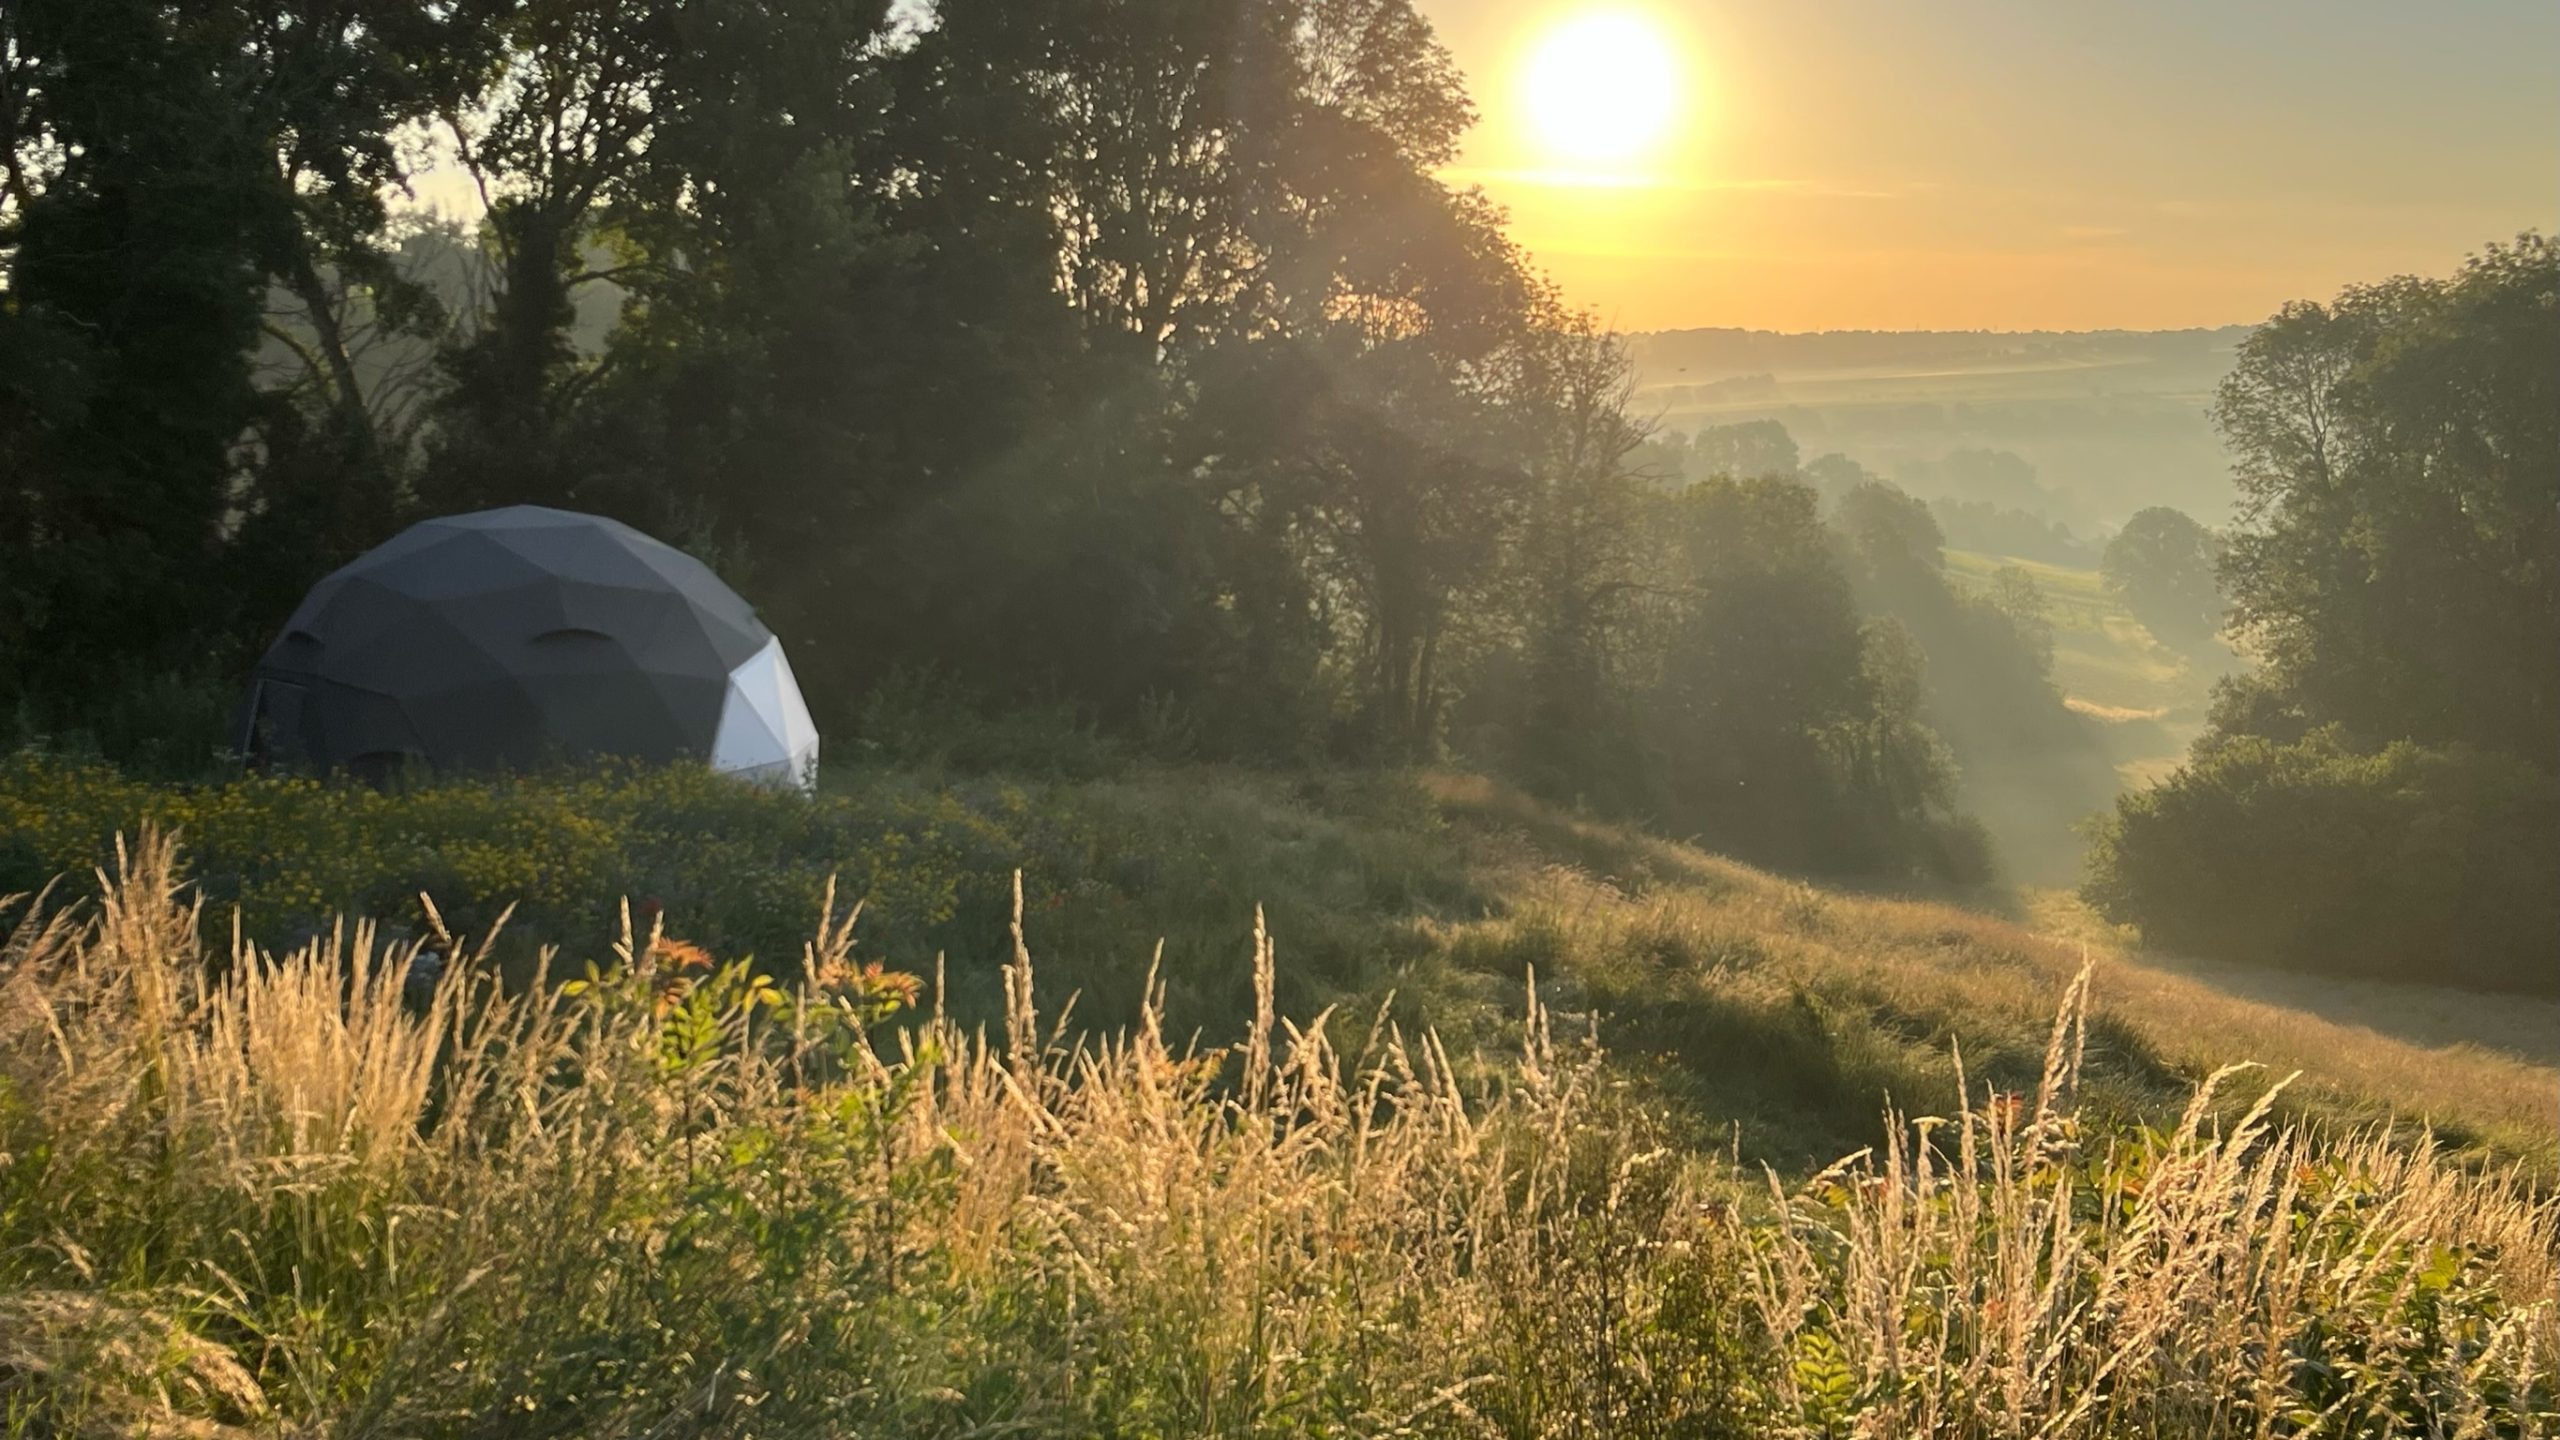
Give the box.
[711,637,821,789]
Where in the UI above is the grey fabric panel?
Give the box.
[610,536,770,667]
[484,518,667,590]
[356,532,555,602]
[302,679,427,766]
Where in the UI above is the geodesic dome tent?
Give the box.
[237,506,819,788]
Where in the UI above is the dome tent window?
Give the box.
[237,506,819,789]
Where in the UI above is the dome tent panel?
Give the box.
[489,523,684,591]
[240,506,818,781]
[319,600,525,698]
[613,548,768,665]
[712,637,820,789]
[399,670,559,771]
[240,676,426,776]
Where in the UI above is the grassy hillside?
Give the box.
[2,756,2552,1435]
[4,752,2547,1180]
[1414,774,2557,1178]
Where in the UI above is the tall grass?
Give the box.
[1,832,2551,1436]
[1749,970,2557,1435]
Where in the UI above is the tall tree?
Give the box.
[1831,478,2116,883]
[1,1,272,700]
[422,0,709,511]
[1688,419,1798,481]
[1623,476,1973,879]
[1500,313,1649,801]
[2101,506,2223,651]
[2215,233,2560,767]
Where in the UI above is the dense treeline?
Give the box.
[1,0,1989,883]
[2087,236,2560,993]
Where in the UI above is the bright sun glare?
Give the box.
[1521,9,1682,169]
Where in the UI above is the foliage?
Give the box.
[1931,496,2095,568]
[1830,479,2121,884]
[2101,504,2226,651]
[2093,238,2560,985]
[0,749,1055,975]
[0,0,491,714]
[2084,728,2560,994]
[1,835,2547,1436]
[3,0,2048,892]
[1623,478,1988,884]
[1686,418,1801,481]
[2214,233,2558,771]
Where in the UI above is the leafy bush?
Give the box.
[0,749,1483,1043]
[2083,728,2560,993]
[0,748,1058,975]
[0,664,240,781]
[852,666,1130,778]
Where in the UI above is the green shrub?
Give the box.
[852,666,1126,778]
[2083,728,2560,993]
[0,749,1057,976]
[1,666,240,781]
[0,750,1483,1043]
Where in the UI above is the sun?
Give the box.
[1520,9,1684,168]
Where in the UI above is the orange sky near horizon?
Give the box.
[1420,0,2560,333]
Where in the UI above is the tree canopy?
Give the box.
[2089,235,2560,991]
[0,0,2010,888]
[2213,234,2559,769]
[2101,506,2224,652]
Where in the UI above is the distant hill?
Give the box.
[1624,326,2252,527]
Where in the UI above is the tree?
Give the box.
[1901,447,2056,513]
[1829,478,2117,884]
[2085,730,2560,994]
[1832,479,1944,576]
[1,1,274,703]
[1802,452,1878,507]
[1931,498,2093,567]
[2101,506,2224,651]
[1620,476,1976,881]
[1988,565,2054,670]
[2089,236,2560,987]
[1688,419,1798,480]
[2214,233,2559,768]
[2,1,515,722]
[1492,313,1650,801]
[4,0,2023,905]
[421,1,698,511]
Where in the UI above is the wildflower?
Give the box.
[839,958,921,1014]
[650,936,715,973]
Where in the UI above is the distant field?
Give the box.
[1622,326,2246,522]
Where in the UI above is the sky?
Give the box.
[1417,0,2560,332]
